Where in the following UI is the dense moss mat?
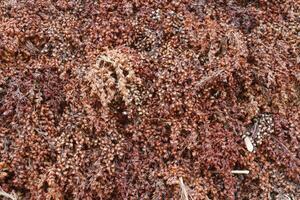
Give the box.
[0,1,299,199]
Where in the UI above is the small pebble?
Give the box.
[244,136,254,152]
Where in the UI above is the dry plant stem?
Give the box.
[179,177,189,200]
[231,170,250,174]
[0,187,17,200]
[195,69,224,88]
[270,135,298,162]
[212,170,250,174]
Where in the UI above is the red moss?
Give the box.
[0,0,299,199]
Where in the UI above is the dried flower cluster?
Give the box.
[0,0,299,199]
[82,48,142,107]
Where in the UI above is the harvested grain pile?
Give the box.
[0,1,299,199]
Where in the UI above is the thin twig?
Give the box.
[270,135,298,162]
[212,170,250,174]
[0,187,18,200]
[231,170,249,174]
[195,69,224,88]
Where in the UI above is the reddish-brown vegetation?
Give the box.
[0,0,299,199]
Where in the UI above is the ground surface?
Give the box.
[0,0,299,199]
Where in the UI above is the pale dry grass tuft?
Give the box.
[179,177,194,200]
